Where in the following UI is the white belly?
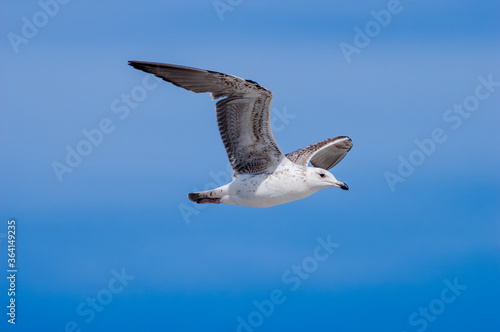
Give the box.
[221,170,320,208]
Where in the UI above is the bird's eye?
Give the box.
[319,173,325,178]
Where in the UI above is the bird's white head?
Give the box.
[306,167,349,191]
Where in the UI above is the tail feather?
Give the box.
[188,190,223,204]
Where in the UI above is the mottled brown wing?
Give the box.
[286,136,352,170]
[129,61,284,174]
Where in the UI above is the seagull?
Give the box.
[128,61,352,208]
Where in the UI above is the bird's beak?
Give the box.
[333,181,349,190]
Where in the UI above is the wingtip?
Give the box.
[128,60,142,68]
[128,61,155,73]
[338,136,352,142]
[337,136,353,149]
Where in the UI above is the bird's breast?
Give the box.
[226,169,319,207]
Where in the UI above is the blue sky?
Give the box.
[1,0,499,331]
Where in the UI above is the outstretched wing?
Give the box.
[286,136,352,170]
[129,61,284,174]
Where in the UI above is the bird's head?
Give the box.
[307,167,349,190]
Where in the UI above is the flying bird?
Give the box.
[128,61,352,208]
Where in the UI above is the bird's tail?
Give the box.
[188,188,226,204]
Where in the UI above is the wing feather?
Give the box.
[129,61,284,174]
[286,136,352,170]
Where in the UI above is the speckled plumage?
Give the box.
[129,61,352,207]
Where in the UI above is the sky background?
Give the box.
[1,0,499,331]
